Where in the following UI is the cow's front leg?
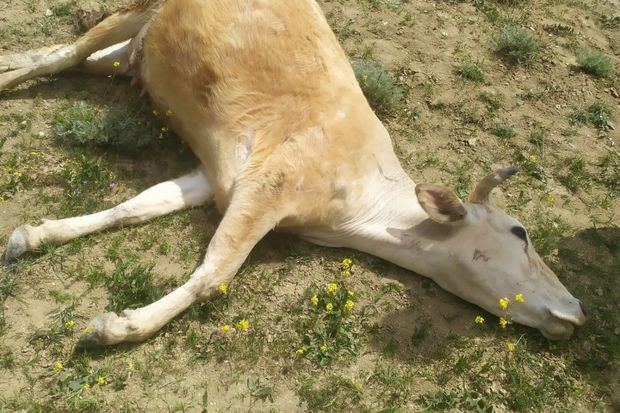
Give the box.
[2,169,212,262]
[77,179,287,347]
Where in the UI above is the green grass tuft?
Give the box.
[493,25,540,64]
[576,48,614,78]
[351,59,404,116]
[491,122,516,139]
[456,61,485,82]
[569,102,614,130]
[53,101,158,149]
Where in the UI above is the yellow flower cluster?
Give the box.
[515,293,524,303]
[320,344,328,352]
[295,347,305,355]
[127,361,135,371]
[97,376,106,385]
[112,61,120,68]
[326,283,338,295]
[506,342,516,352]
[344,300,354,312]
[310,295,319,306]
[341,257,352,277]
[475,315,485,324]
[326,303,334,311]
[53,361,63,372]
[236,319,249,331]
[218,283,228,295]
[220,324,230,333]
[499,297,509,310]
[65,320,75,331]
[499,317,508,329]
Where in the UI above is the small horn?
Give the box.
[468,166,519,204]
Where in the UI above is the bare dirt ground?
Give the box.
[0,0,618,412]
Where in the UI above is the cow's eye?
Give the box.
[511,226,528,243]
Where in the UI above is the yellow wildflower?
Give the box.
[362,74,369,81]
[320,344,328,352]
[127,361,135,370]
[310,295,319,306]
[97,376,106,385]
[499,317,508,329]
[12,171,22,178]
[84,326,93,334]
[326,283,338,295]
[529,154,537,162]
[474,315,485,324]
[342,257,352,269]
[499,297,509,311]
[507,342,516,352]
[295,347,305,355]
[546,194,555,205]
[53,361,63,372]
[29,151,37,156]
[347,290,354,297]
[165,109,174,117]
[152,109,159,116]
[65,319,75,331]
[236,319,249,331]
[353,382,363,392]
[82,383,90,390]
[344,300,354,312]
[160,126,169,133]
[220,324,230,333]
[341,269,351,277]
[218,283,228,295]
[112,61,121,68]
[515,293,524,303]
[326,303,334,311]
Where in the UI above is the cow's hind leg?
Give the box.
[2,169,213,262]
[77,175,288,347]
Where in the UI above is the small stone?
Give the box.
[44,8,53,17]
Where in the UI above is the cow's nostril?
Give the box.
[579,301,588,317]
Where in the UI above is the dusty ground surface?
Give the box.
[0,0,618,412]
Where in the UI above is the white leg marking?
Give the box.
[2,169,212,262]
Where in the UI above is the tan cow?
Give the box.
[0,0,585,346]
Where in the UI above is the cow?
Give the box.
[0,0,586,347]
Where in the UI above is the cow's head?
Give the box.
[415,167,585,339]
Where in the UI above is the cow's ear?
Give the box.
[415,184,467,223]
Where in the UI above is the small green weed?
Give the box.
[456,61,485,82]
[351,60,404,116]
[491,122,516,139]
[478,90,504,112]
[493,25,540,64]
[60,154,111,214]
[298,375,365,412]
[557,157,590,193]
[53,101,158,149]
[569,102,614,130]
[576,48,614,78]
[294,258,363,365]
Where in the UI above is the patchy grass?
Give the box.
[53,101,160,149]
[351,59,404,116]
[491,121,517,139]
[456,60,485,82]
[493,25,540,64]
[576,48,614,78]
[569,102,614,131]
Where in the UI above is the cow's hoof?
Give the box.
[76,312,120,349]
[2,226,29,263]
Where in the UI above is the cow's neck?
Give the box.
[337,167,456,281]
